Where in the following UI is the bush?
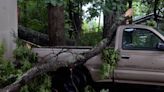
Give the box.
[0,41,51,92]
[0,43,18,88]
[80,31,102,46]
[100,48,119,79]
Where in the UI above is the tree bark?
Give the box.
[68,0,82,45]
[23,0,27,27]
[103,12,115,38]
[68,0,74,39]
[103,0,127,38]
[154,0,159,21]
[48,4,65,46]
[18,25,77,46]
[18,25,49,46]
[128,0,133,24]
[103,1,127,48]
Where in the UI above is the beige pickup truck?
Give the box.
[33,24,164,90]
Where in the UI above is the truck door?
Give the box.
[114,25,164,85]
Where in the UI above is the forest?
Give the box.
[0,0,164,92]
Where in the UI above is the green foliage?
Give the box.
[0,41,51,91]
[100,48,119,79]
[18,0,48,33]
[86,1,102,21]
[82,21,90,32]
[159,21,164,31]
[100,89,109,92]
[26,19,46,32]
[20,74,51,92]
[0,43,4,57]
[84,85,109,92]
[146,19,157,28]
[133,1,149,16]
[0,60,18,88]
[45,0,64,6]
[85,85,96,92]
[133,0,164,17]
[80,31,102,46]
[14,40,51,92]
[103,0,127,15]
[13,40,37,72]
[14,41,37,63]
[80,20,103,46]
[0,44,18,88]
[82,20,101,33]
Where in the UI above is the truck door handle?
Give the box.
[121,56,130,59]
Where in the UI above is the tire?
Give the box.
[51,65,94,92]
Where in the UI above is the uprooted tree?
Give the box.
[0,0,135,91]
[0,8,134,91]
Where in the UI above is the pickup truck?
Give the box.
[33,24,164,91]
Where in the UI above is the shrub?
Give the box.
[80,31,102,46]
[0,41,51,92]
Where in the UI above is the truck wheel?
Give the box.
[51,66,94,92]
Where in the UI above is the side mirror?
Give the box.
[157,42,164,50]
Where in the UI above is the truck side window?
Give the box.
[122,28,162,50]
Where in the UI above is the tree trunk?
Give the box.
[128,0,133,24]
[73,11,82,45]
[103,0,128,38]
[103,12,115,38]
[48,4,65,46]
[23,0,28,27]
[18,25,49,46]
[68,0,74,39]
[154,0,159,21]
[68,0,82,45]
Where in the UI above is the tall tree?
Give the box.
[47,3,65,46]
[128,0,133,24]
[67,0,83,45]
[103,0,128,38]
[154,0,160,21]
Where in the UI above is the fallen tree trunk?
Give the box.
[1,11,127,92]
[0,60,68,92]
[18,25,76,46]
[18,25,49,46]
